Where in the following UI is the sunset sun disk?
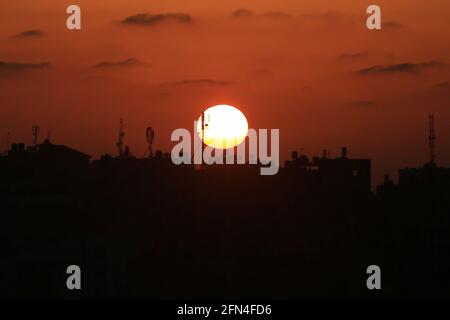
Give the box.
[197,104,248,149]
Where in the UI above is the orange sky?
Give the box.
[1,1,450,184]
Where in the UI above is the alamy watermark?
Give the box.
[171,121,280,176]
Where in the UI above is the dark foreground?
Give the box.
[1,154,449,299]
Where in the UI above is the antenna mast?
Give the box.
[201,112,206,168]
[32,125,40,146]
[117,118,125,157]
[429,114,436,165]
[146,127,155,159]
[201,112,205,145]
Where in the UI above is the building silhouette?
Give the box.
[284,147,371,196]
[1,117,450,299]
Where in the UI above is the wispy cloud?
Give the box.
[231,9,290,20]
[13,29,44,38]
[357,61,445,75]
[232,8,253,18]
[160,79,235,87]
[92,58,144,69]
[300,11,355,23]
[434,81,450,89]
[261,12,291,19]
[0,61,52,75]
[383,21,405,30]
[120,13,192,26]
[338,51,394,62]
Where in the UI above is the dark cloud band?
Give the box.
[357,61,445,75]
[232,9,253,18]
[0,61,51,74]
[14,29,44,38]
[121,13,192,26]
[160,79,235,87]
[92,58,143,69]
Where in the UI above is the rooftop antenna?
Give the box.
[201,112,205,168]
[117,118,125,157]
[32,125,40,146]
[199,112,211,168]
[201,112,205,145]
[192,112,209,167]
[429,114,436,165]
[146,127,155,159]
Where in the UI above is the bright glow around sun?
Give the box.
[197,104,249,149]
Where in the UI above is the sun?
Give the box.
[197,104,249,149]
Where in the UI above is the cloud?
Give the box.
[160,79,235,87]
[434,81,450,89]
[232,9,290,20]
[383,21,404,30]
[92,58,144,69]
[232,9,253,18]
[357,61,445,75]
[0,61,52,75]
[342,101,375,107]
[261,12,291,19]
[300,11,355,23]
[338,52,394,61]
[14,29,44,38]
[120,13,192,26]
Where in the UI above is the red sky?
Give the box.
[1,0,450,184]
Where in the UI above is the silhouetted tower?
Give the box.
[198,112,211,167]
[200,112,205,167]
[117,118,125,157]
[429,114,436,164]
[146,127,155,159]
[201,112,205,145]
[32,125,40,146]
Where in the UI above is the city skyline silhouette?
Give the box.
[1,113,450,299]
